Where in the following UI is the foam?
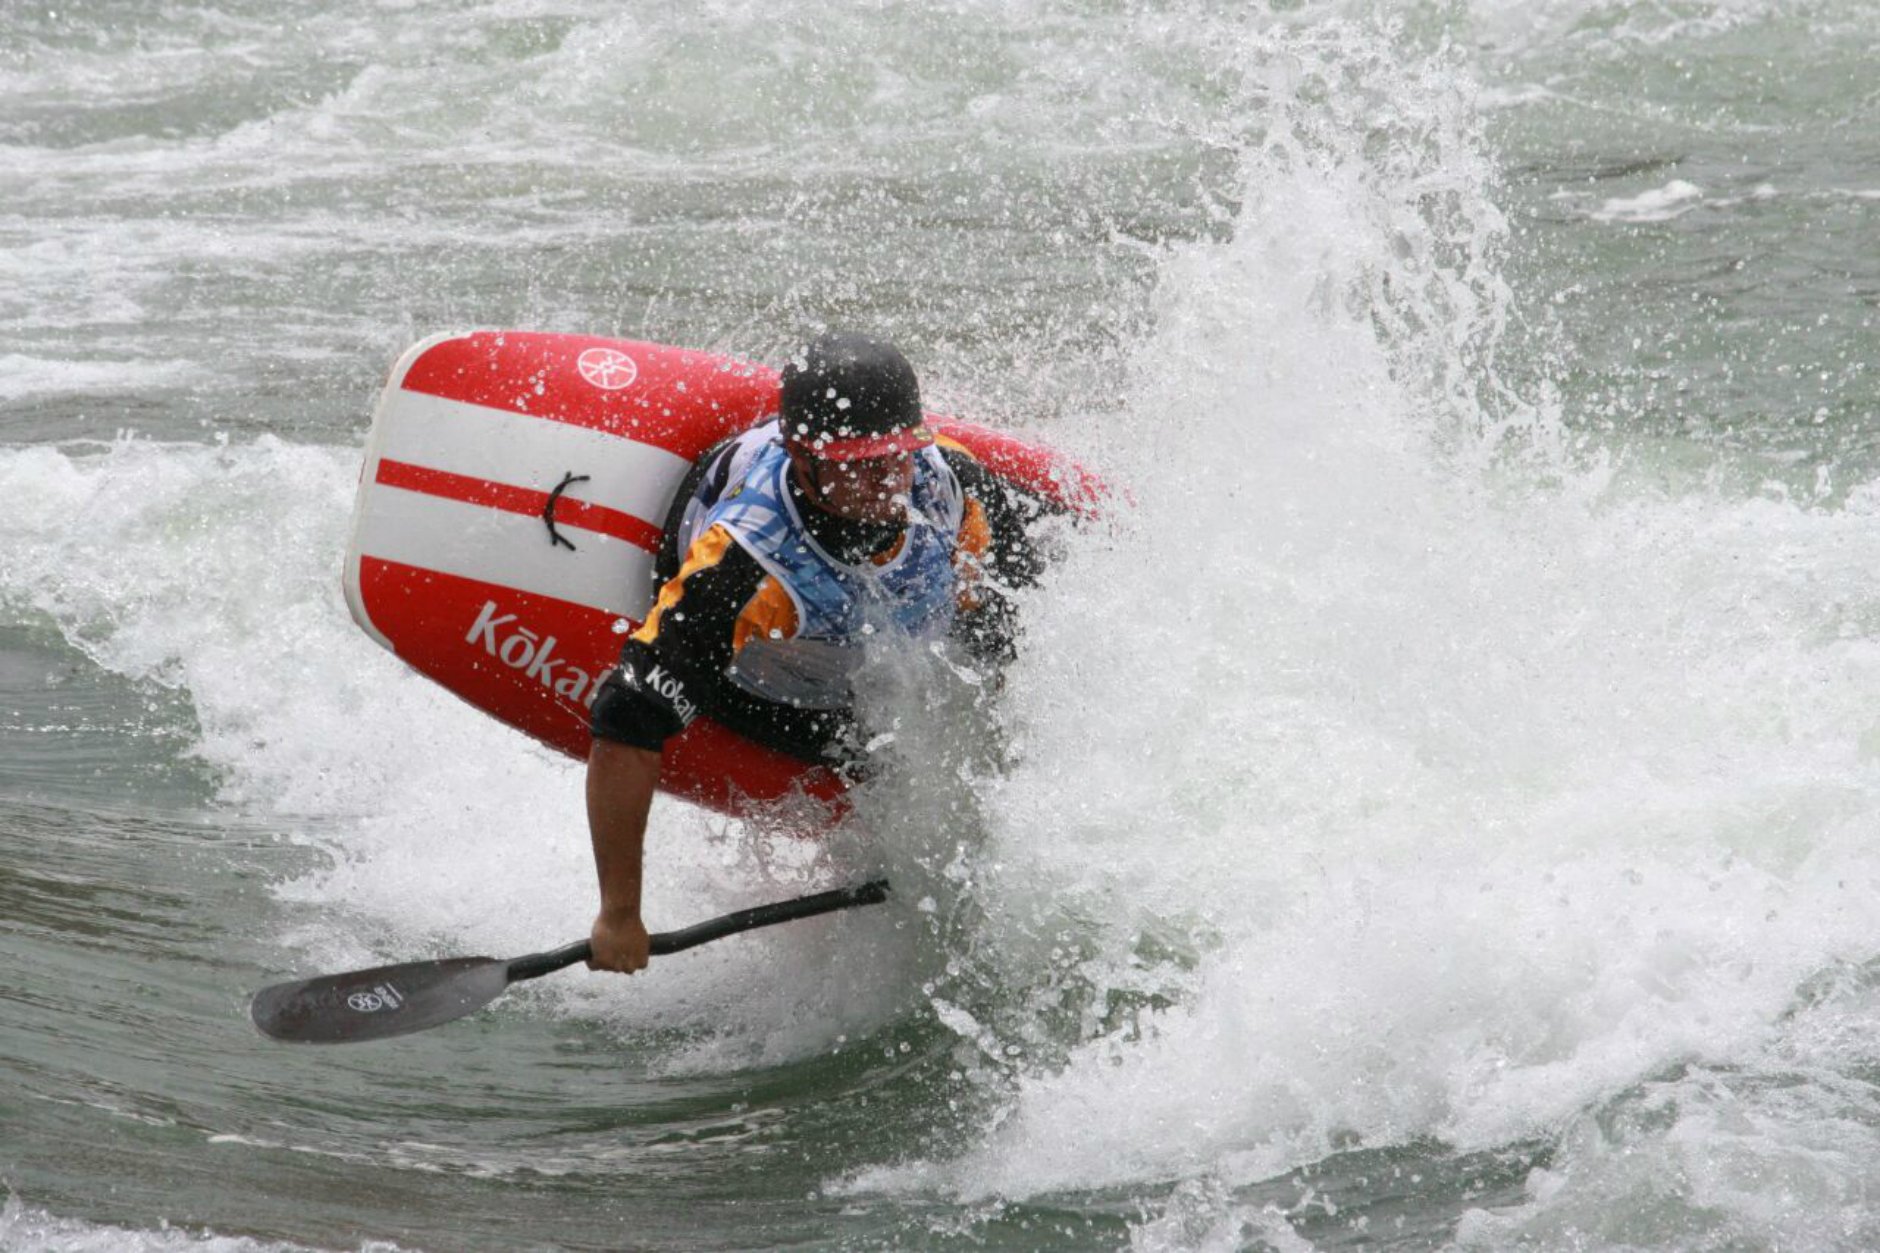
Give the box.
[0,354,199,402]
[0,1194,387,1253]
[829,16,1880,1223]
[1592,180,1706,223]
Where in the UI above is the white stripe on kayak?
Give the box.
[374,390,694,524]
[354,484,659,620]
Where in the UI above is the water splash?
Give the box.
[835,15,1880,1232]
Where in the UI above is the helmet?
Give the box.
[780,332,931,460]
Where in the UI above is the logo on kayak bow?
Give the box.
[466,601,601,706]
[577,347,639,391]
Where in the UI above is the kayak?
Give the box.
[344,330,1093,815]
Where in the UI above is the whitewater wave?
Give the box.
[828,16,1880,1238]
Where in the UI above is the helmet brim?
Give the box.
[792,426,933,460]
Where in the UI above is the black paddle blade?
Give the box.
[251,955,512,1044]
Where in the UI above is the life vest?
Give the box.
[680,420,964,708]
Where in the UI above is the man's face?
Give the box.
[793,449,917,524]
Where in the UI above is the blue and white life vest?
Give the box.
[678,420,964,707]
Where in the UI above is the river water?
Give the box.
[4,1,1879,1249]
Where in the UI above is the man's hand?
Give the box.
[589,907,651,974]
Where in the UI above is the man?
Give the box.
[583,332,1042,974]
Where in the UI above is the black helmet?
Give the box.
[780,332,931,459]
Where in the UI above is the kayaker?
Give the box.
[582,332,1042,974]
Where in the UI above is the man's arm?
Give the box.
[582,522,785,974]
[940,447,1055,667]
[585,737,660,973]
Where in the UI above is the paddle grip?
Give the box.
[652,879,891,956]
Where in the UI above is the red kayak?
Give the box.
[345,331,1095,816]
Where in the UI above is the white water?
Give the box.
[0,1197,384,1253]
[847,19,1880,1242]
[8,4,1880,1248]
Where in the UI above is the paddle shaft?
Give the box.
[505,879,891,982]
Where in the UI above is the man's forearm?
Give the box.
[586,737,661,917]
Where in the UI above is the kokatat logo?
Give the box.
[640,664,699,726]
[577,347,638,391]
[467,601,602,705]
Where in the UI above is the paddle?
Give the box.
[250,879,891,1044]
